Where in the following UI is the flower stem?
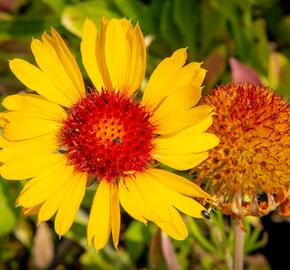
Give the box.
[233,218,245,270]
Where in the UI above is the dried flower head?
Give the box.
[194,83,290,217]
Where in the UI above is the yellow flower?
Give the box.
[0,18,219,250]
[194,83,290,217]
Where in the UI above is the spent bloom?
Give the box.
[0,18,219,250]
[195,83,290,217]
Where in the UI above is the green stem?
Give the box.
[233,218,245,270]
[188,218,217,253]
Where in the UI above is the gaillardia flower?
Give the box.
[195,83,290,217]
[0,18,219,250]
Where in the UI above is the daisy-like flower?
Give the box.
[195,83,290,217]
[0,18,219,250]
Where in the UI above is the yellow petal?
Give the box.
[23,205,42,216]
[110,183,120,249]
[147,169,211,199]
[9,59,76,107]
[0,115,7,127]
[142,48,187,110]
[193,68,206,87]
[121,173,199,240]
[2,94,67,121]
[134,174,175,223]
[0,153,66,180]
[126,23,146,95]
[179,105,216,130]
[133,172,191,240]
[152,115,218,170]
[141,171,206,218]
[81,19,105,91]
[49,28,86,97]
[0,135,10,148]
[154,130,219,155]
[118,178,148,224]
[81,18,145,94]
[152,151,209,171]
[37,173,80,223]
[151,86,203,135]
[96,17,113,89]
[0,132,58,163]
[55,172,87,236]
[184,115,214,134]
[172,194,206,218]
[31,33,84,103]
[88,180,111,250]
[38,183,66,223]
[173,62,206,88]
[104,19,145,96]
[17,160,74,208]
[157,132,219,155]
[3,117,60,141]
[157,85,202,112]
[120,176,166,223]
[155,208,188,240]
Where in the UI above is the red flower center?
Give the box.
[59,91,155,181]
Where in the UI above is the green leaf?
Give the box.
[66,209,89,248]
[0,181,16,237]
[0,238,22,262]
[43,0,66,15]
[113,0,157,35]
[124,221,150,262]
[188,218,217,254]
[210,0,252,60]
[160,0,183,50]
[81,185,96,209]
[0,14,61,41]
[251,19,270,73]
[171,237,193,270]
[172,0,199,54]
[61,0,121,37]
[200,1,226,57]
[268,51,290,98]
[80,245,135,270]
[80,246,113,270]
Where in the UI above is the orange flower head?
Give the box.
[194,83,290,217]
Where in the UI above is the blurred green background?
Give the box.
[0,0,289,269]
